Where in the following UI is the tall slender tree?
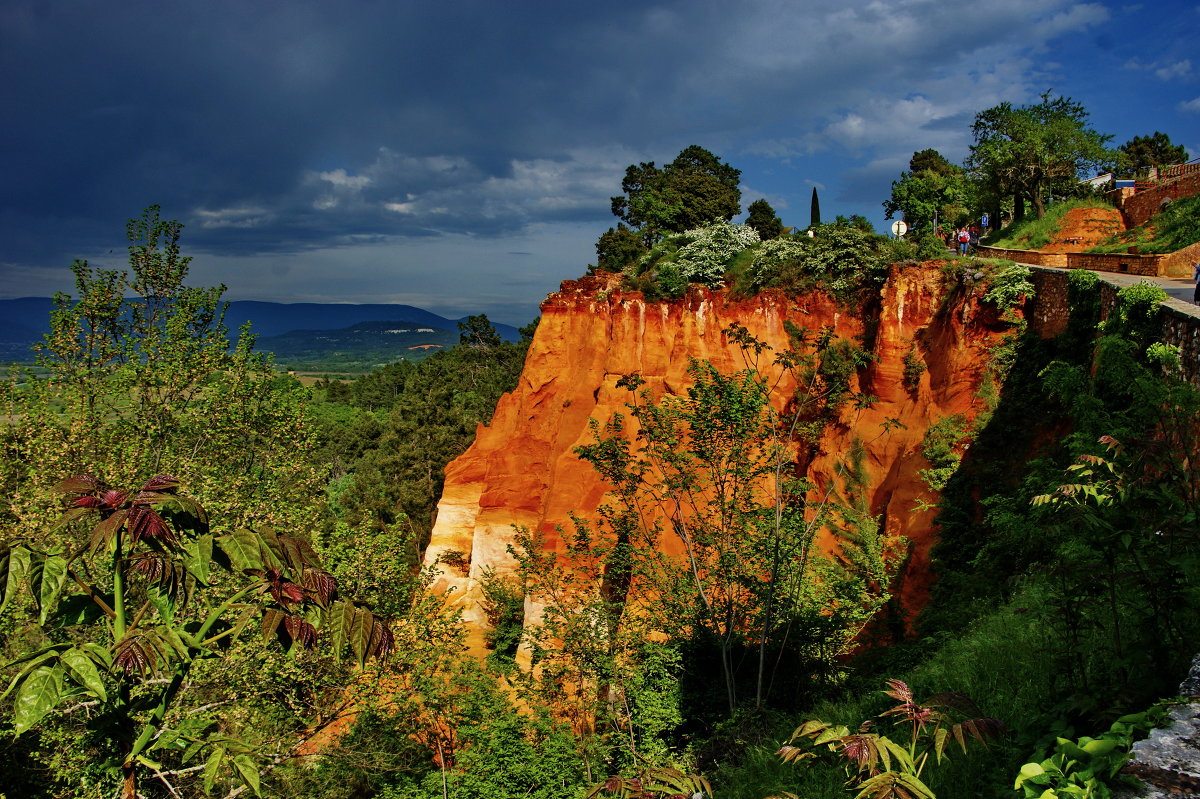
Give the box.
[810,187,822,227]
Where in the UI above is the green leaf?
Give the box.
[1,647,63,700]
[216,529,265,573]
[348,606,373,667]
[231,754,261,796]
[157,496,210,537]
[60,647,108,703]
[13,665,65,735]
[324,600,356,662]
[54,593,108,626]
[203,745,225,794]
[181,534,213,585]
[182,738,206,764]
[33,554,70,624]
[79,641,113,670]
[0,545,32,615]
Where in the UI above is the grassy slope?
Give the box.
[1088,192,1200,254]
[986,198,1115,250]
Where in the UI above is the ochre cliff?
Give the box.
[423,265,1018,652]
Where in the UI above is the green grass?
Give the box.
[1087,192,1200,254]
[987,198,1116,250]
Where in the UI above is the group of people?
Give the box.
[953,227,980,255]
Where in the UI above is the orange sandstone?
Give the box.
[423,265,1018,652]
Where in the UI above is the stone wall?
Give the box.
[1161,240,1200,278]
[985,245,1197,279]
[977,245,1067,267]
[1066,252,1165,276]
[1121,170,1200,227]
[1027,267,1200,382]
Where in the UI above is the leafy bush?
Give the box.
[919,414,970,491]
[981,261,1033,312]
[1014,708,1165,799]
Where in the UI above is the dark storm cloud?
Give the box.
[6,0,1185,312]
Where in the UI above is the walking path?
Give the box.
[1011,260,1199,317]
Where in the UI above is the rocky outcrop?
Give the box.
[422,265,1019,652]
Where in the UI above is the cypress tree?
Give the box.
[810,187,821,227]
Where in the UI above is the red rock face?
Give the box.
[423,266,1016,652]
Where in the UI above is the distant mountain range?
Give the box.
[0,298,520,363]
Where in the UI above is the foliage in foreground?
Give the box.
[2,476,393,799]
[776,679,1003,799]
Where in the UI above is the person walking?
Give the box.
[957,228,970,256]
[1193,261,1200,305]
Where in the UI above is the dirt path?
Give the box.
[1038,206,1124,252]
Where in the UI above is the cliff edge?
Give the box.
[423,264,1018,653]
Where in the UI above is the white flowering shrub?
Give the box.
[747,238,810,289]
[672,222,761,286]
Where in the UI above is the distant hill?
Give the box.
[258,320,461,371]
[0,298,520,362]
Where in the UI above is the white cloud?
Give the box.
[1155,60,1192,80]
[317,169,371,190]
[1179,97,1200,113]
[193,206,271,229]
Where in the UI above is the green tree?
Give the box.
[0,208,408,798]
[610,145,741,244]
[319,341,527,537]
[907,148,959,177]
[566,327,899,718]
[1117,131,1189,178]
[746,199,784,240]
[884,150,970,233]
[810,187,822,228]
[458,314,502,347]
[594,223,649,273]
[967,92,1116,219]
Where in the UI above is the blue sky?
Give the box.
[2,0,1198,326]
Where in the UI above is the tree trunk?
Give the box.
[1012,193,1025,222]
[122,762,137,799]
[1031,191,1046,219]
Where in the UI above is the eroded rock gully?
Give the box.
[422,265,1017,653]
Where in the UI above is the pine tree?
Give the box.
[810,187,822,227]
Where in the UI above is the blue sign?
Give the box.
[981,213,989,228]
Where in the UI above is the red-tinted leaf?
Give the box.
[841,734,880,769]
[72,496,102,509]
[114,636,155,674]
[128,507,176,547]
[301,569,337,607]
[101,490,129,509]
[89,509,129,558]
[260,608,285,642]
[130,553,169,583]
[54,475,102,494]
[280,582,305,604]
[370,618,395,660]
[141,475,180,493]
[284,615,317,648]
[883,679,913,704]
